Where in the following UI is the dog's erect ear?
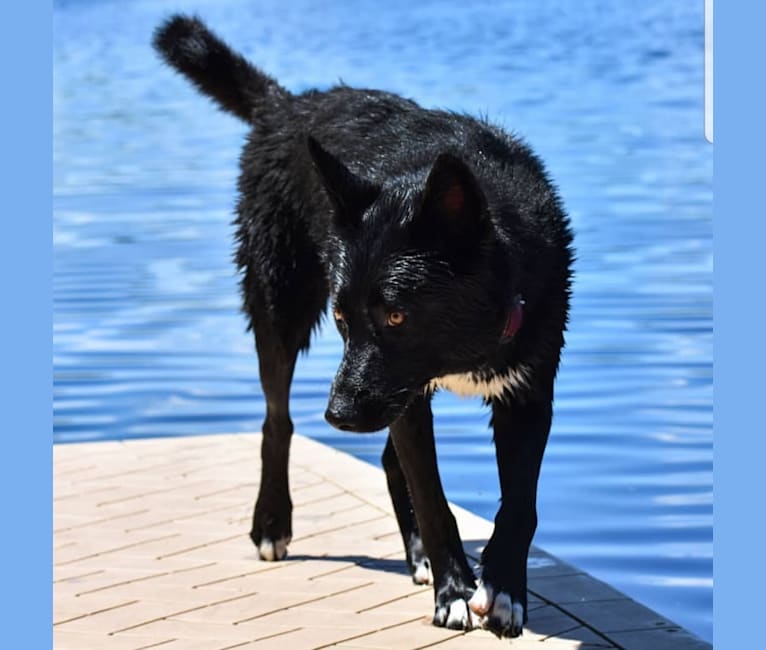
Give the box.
[418,153,487,231]
[307,136,380,228]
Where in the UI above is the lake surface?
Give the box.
[53,0,713,641]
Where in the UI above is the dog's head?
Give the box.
[308,137,511,432]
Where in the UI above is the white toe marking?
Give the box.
[258,536,288,561]
[413,559,433,585]
[258,539,274,561]
[468,581,494,615]
[444,599,480,629]
[446,600,469,628]
[469,606,482,628]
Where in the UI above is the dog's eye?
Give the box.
[333,308,345,322]
[386,311,406,327]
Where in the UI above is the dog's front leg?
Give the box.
[469,391,552,637]
[381,435,432,585]
[389,394,479,630]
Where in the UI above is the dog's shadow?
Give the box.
[285,553,413,577]
[285,539,487,579]
[287,539,487,578]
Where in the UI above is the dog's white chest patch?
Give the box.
[427,365,531,401]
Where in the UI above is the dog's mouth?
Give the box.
[324,389,416,433]
[324,403,405,434]
[326,417,390,434]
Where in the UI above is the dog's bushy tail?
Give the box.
[153,14,288,123]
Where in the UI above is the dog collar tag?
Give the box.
[502,295,525,340]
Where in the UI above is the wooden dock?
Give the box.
[54,433,710,649]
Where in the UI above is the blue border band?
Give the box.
[714,1,765,647]
[0,1,52,646]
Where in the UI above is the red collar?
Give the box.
[501,295,525,340]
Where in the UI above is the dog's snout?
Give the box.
[325,388,393,433]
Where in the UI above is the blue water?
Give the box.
[53,0,712,641]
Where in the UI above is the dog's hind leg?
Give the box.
[248,320,302,561]
[388,394,480,631]
[382,435,432,585]
[248,277,326,560]
[237,179,328,562]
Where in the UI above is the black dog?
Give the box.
[154,15,573,638]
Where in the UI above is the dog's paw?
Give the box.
[250,502,292,561]
[433,596,482,631]
[468,581,525,638]
[256,535,290,561]
[412,556,433,585]
[405,534,433,585]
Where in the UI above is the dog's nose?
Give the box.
[324,405,359,432]
[326,387,371,432]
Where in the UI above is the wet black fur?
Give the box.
[154,14,573,638]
